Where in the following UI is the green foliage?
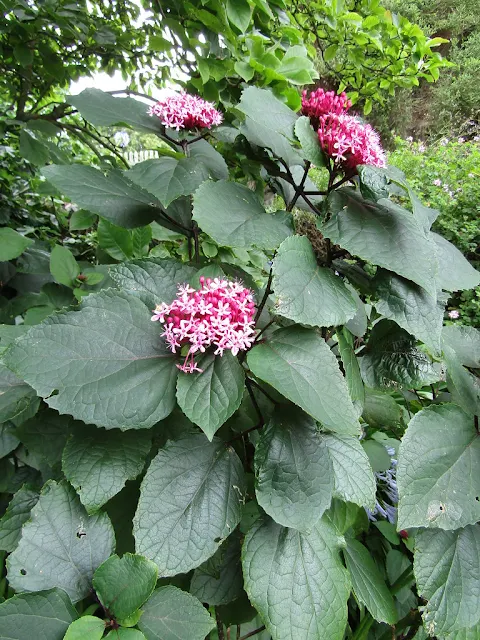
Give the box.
[0,10,478,638]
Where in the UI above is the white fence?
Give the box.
[126,149,159,165]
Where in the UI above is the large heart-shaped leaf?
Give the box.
[0,589,78,640]
[42,166,161,228]
[359,320,439,390]
[255,406,333,530]
[243,516,351,640]
[272,235,356,327]
[7,481,115,602]
[323,190,438,296]
[137,586,215,640]
[67,88,164,134]
[432,232,480,292]
[4,290,177,430]
[247,327,360,435]
[109,258,196,310]
[324,434,376,508]
[176,352,245,440]
[127,157,209,208]
[134,432,245,575]
[414,526,480,636]
[373,269,445,354]
[397,404,480,530]
[62,426,151,513]
[193,180,292,250]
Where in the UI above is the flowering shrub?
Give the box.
[0,86,479,640]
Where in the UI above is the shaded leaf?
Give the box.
[0,486,39,552]
[190,534,243,605]
[0,228,33,262]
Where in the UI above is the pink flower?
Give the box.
[448,309,460,319]
[317,113,386,173]
[433,179,442,186]
[152,277,256,373]
[301,88,351,129]
[148,92,223,131]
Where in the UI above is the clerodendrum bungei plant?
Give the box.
[0,84,479,640]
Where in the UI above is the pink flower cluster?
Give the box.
[301,88,386,173]
[148,92,223,131]
[152,277,256,373]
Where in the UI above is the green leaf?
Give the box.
[0,486,39,553]
[414,526,480,636]
[7,481,115,602]
[4,290,177,430]
[324,43,339,61]
[127,158,209,208]
[134,432,245,575]
[337,328,365,413]
[442,326,480,369]
[64,616,105,640]
[16,410,74,466]
[137,586,215,640]
[97,219,133,261]
[272,235,356,327]
[189,139,229,180]
[190,534,243,605]
[323,190,438,296]
[0,422,20,457]
[397,404,480,530]
[69,209,96,231]
[373,269,444,354]
[19,130,50,166]
[193,180,292,250]
[357,166,389,201]
[50,245,80,287]
[243,516,351,640]
[277,45,317,85]
[344,538,398,624]
[0,589,77,640]
[432,232,480,292]
[234,60,255,81]
[362,388,405,428]
[361,439,392,473]
[13,42,34,66]
[237,87,301,166]
[132,226,152,258]
[255,406,333,530]
[294,116,327,167]
[226,0,252,31]
[0,228,33,262]
[0,364,38,423]
[93,553,158,621]
[63,426,151,513]
[247,327,361,435]
[443,625,480,640]
[443,345,480,416]
[109,258,196,311]
[67,89,164,134]
[42,166,161,228]
[359,320,439,390]
[176,352,245,440]
[324,434,376,508]
[106,630,147,639]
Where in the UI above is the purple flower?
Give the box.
[448,309,460,319]
[433,178,442,187]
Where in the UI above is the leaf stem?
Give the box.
[247,377,277,405]
[239,625,266,640]
[245,378,264,424]
[287,161,310,212]
[216,609,225,640]
[254,268,274,324]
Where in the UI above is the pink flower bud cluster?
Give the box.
[148,92,223,131]
[301,88,386,173]
[301,88,352,125]
[152,277,256,373]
